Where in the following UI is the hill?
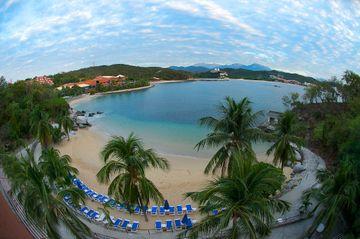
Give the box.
[169,63,271,72]
[194,68,318,84]
[50,64,192,86]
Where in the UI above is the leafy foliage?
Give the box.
[195,97,266,177]
[96,133,169,221]
[179,155,289,239]
[0,147,91,239]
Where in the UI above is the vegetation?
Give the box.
[0,79,70,151]
[96,133,169,221]
[51,64,192,86]
[195,97,265,177]
[0,147,91,239]
[267,111,303,169]
[194,68,318,84]
[286,70,360,238]
[179,154,289,239]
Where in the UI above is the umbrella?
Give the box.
[181,213,189,224]
[164,200,170,210]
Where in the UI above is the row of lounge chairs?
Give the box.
[155,218,197,231]
[72,177,197,216]
[64,195,139,232]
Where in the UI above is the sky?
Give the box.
[0,0,359,81]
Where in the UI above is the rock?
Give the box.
[293,162,306,173]
[76,116,89,125]
[295,150,302,161]
[88,112,95,117]
[97,111,103,114]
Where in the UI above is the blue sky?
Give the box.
[0,0,359,81]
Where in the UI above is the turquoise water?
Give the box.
[74,79,304,158]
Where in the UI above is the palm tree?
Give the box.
[60,115,73,141]
[1,147,91,239]
[96,133,169,221]
[179,154,290,239]
[30,108,53,148]
[195,97,265,177]
[266,111,303,169]
[302,160,359,238]
[39,148,79,186]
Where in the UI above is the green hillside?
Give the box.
[50,64,192,86]
[194,68,318,84]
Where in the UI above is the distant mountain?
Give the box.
[169,63,272,72]
[168,65,209,73]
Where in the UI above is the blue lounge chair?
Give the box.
[176,205,183,215]
[166,220,173,231]
[95,214,106,222]
[186,218,193,229]
[151,206,158,215]
[131,221,139,232]
[80,206,88,213]
[212,209,219,215]
[113,218,122,228]
[186,204,196,213]
[174,218,182,230]
[134,206,141,214]
[121,219,130,230]
[159,206,165,216]
[90,211,99,219]
[155,220,162,231]
[86,209,94,218]
[169,206,175,215]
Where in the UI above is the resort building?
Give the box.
[57,74,126,91]
[56,83,90,91]
[34,76,54,85]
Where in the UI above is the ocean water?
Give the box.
[74,79,304,158]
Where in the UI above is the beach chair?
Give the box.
[186,218,193,229]
[79,206,89,213]
[151,206,158,215]
[86,209,94,217]
[134,206,141,214]
[165,220,173,231]
[95,214,106,222]
[174,219,182,230]
[176,205,183,215]
[159,206,165,216]
[169,206,175,215]
[155,220,162,231]
[212,209,219,215]
[102,196,110,203]
[131,221,139,232]
[121,219,130,231]
[186,204,196,213]
[113,218,122,228]
[90,211,99,220]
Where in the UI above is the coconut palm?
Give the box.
[1,147,91,239]
[195,97,265,177]
[96,133,169,221]
[30,108,53,148]
[60,115,73,141]
[179,154,290,239]
[39,147,79,186]
[266,111,303,169]
[302,160,359,238]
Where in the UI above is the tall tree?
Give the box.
[302,160,359,238]
[59,115,73,141]
[195,97,265,177]
[39,148,79,186]
[1,148,91,239]
[179,154,289,239]
[96,133,169,221]
[267,111,303,169]
[30,107,53,148]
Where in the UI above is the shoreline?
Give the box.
[67,79,192,107]
[67,78,300,107]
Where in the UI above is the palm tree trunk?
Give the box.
[138,198,149,222]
